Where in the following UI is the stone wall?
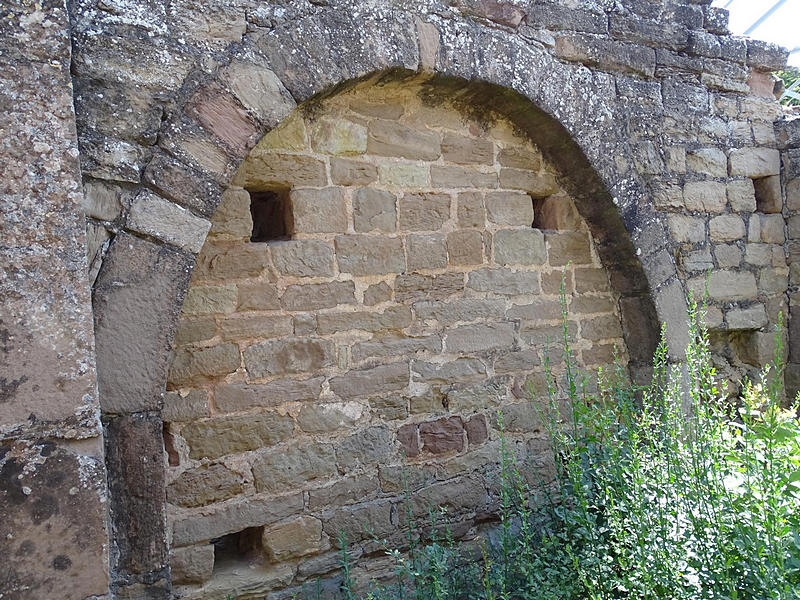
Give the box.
[164,81,629,597]
[781,117,800,397]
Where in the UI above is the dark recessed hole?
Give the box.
[753,175,781,214]
[249,189,293,242]
[163,424,179,467]
[212,527,264,570]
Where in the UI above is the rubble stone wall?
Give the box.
[164,81,630,597]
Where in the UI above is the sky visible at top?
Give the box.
[711,0,799,66]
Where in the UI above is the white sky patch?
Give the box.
[712,0,800,66]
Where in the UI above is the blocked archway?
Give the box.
[87,12,679,597]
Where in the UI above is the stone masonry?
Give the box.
[1,0,797,598]
[164,81,629,597]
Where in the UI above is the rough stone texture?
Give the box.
[6,0,793,596]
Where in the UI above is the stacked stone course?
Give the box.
[164,83,628,596]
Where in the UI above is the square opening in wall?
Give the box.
[753,175,781,214]
[249,190,293,242]
[212,527,264,570]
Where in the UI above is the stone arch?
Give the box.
[89,10,680,596]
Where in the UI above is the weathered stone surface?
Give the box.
[297,402,363,433]
[352,333,441,362]
[292,188,348,233]
[335,235,405,275]
[499,169,557,195]
[215,378,322,414]
[219,314,293,341]
[486,191,534,226]
[760,214,785,244]
[457,191,486,227]
[709,214,745,241]
[353,188,397,232]
[546,232,592,265]
[411,358,487,384]
[281,281,356,311]
[195,243,270,281]
[580,314,624,342]
[494,229,546,265]
[420,417,464,454]
[687,148,727,177]
[241,153,326,188]
[445,323,516,353]
[554,33,656,77]
[414,298,505,325]
[467,268,540,295]
[183,284,238,315]
[690,270,758,302]
[311,118,367,155]
[395,272,465,302]
[169,343,241,386]
[364,281,393,305]
[407,233,448,271]
[171,544,214,585]
[442,133,493,164]
[727,304,768,330]
[253,442,337,493]
[331,157,378,185]
[399,192,451,231]
[243,337,335,378]
[271,240,335,277]
[684,181,727,212]
[172,494,304,546]
[210,187,253,240]
[263,517,325,561]
[238,281,281,311]
[669,215,706,243]
[728,147,780,178]
[167,464,244,508]
[329,362,409,398]
[506,297,562,322]
[465,414,489,445]
[181,411,294,459]
[163,389,210,422]
[368,120,440,160]
[727,178,757,212]
[336,426,394,468]
[308,476,381,510]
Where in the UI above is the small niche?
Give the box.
[531,194,582,231]
[753,175,781,214]
[249,189,293,242]
[212,527,264,570]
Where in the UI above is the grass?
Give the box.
[274,291,800,600]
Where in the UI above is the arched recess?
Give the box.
[91,12,679,597]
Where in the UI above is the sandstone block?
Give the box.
[574,268,611,292]
[244,153,326,188]
[257,113,306,152]
[407,233,447,271]
[431,165,498,189]
[683,181,727,212]
[494,229,546,265]
[445,323,516,353]
[163,389,209,422]
[271,239,335,277]
[167,464,244,508]
[580,314,624,342]
[353,188,397,232]
[485,191,534,226]
[420,417,464,454]
[262,517,324,561]
[668,214,706,243]
[727,304,767,330]
[172,494,304,546]
[174,317,216,345]
[395,272,464,302]
[493,349,541,372]
[411,358,487,384]
[729,147,780,178]
[498,146,542,170]
[686,148,726,177]
[569,295,615,315]
[350,99,404,119]
[336,426,394,469]
[447,230,485,265]
[170,545,214,585]
[760,214,785,244]
[399,192,451,231]
[168,343,241,386]
[442,133,493,165]
[323,501,395,543]
[252,442,336,493]
[243,337,335,378]
[330,158,378,186]
[545,232,592,266]
[371,395,409,420]
[727,178,757,212]
[683,247,714,271]
[744,243,771,266]
[691,270,758,302]
[754,175,782,213]
[499,169,558,196]
[281,281,356,311]
[414,298,506,325]
[709,214,745,242]
[292,188,348,233]
[215,377,323,412]
[209,187,252,240]
[310,119,367,155]
[195,243,270,280]
[218,314,292,341]
[181,411,294,459]
[397,423,420,457]
[364,281,392,305]
[378,163,428,187]
[368,120,440,160]
[351,333,442,363]
[335,235,405,275]
[127,191,211,253]
[457,192,486,227]
[465,414,489,445]
[238,281,281,311]
[467,268,540,295]
[582,343,618,365]
[329,362,409,398]
[297,401,364,433]
[317,306,411,335]
[308,476,380,511]
[506,297,562,322]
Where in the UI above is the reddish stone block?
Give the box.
[397,423,420,457]
[465,414,488,446]
[419,417,464,454]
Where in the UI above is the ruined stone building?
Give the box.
[1,0,799,598]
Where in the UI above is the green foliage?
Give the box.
[314,294,800,600]
[778,68,800,106]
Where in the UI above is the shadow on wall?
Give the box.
[161,73,659,598]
